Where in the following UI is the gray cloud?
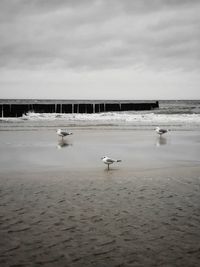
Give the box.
[0,0,200,71]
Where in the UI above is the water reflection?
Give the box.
[104,168,119,173]
[57,140,72,149]
[156,136,167,147]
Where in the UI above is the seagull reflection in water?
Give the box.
[57,140,72,149]
[156,136,167,147]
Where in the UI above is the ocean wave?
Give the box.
[1,111,200,130]
[15,111,200,126]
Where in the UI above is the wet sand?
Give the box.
[0,129,200,266]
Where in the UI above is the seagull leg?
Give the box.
[108,164,110,170]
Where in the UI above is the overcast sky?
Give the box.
[0,0,200,99]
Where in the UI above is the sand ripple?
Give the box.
[0,172,200,267]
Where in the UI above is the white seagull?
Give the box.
[155,127,169,136]
[57,129,73,139]
[101,156,122,170]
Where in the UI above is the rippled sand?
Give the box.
[0,129,200,266]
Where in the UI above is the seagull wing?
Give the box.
[107,157,121,163]
[159,128,168,134]
[60,130,71,136]
[106,157,115,163]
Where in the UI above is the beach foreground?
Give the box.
[0,129,200,266]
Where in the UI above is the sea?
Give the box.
[1,100,200,131]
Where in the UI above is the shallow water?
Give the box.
[0,129,200,172]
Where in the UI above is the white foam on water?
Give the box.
[1,111,200,130]
[19,111,200,126]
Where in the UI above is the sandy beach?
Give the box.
[0,128,200,266]
[1,0,200,265]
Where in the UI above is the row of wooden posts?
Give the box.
[0,101,159,117]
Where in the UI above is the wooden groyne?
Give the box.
[0,99,159,118]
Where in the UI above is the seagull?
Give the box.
[101,156,122,170]
[155,127,169,136]
[57,129,73,139]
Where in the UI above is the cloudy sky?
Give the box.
[0,0,199,99]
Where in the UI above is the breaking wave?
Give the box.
[20,111,200,125]
[0,111,199,130]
